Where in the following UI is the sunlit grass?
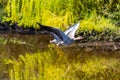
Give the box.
[3,0,75,29]
[80,13,116,32]
[5,47,120,80]
[2,0,119,33]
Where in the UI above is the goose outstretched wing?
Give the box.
[37,23,69,42]
[64,22,80,39]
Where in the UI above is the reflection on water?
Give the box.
[0,34,120,80]
[0,34,50,79]
[0,34,49,56]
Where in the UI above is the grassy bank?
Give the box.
[3,0,120,26]
[0,0,120,40]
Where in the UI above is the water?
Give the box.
[0,33,119,80]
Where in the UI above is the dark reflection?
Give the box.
[0,34,50,56]
[0,33,119,59]
[0,33,119,56]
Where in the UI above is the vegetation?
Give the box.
[0,0,7,18]
[0,0,119,41]
[5,46,120,80]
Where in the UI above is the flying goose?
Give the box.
[37,22,82,46]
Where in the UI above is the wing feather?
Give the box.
[64,22,80,39]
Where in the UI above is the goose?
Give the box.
[37,22,82,46]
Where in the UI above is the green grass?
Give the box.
[5,46,120,80]
[0,0,120,40]
[0,8,6,19]
[3,0,120,29]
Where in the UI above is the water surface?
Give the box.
[0,33,119,80]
